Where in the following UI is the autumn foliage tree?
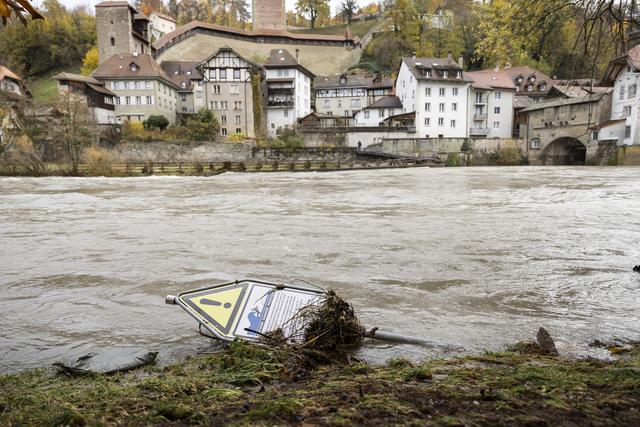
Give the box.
[0,0,42,25]
[296,0,330,29]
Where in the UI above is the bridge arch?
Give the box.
[541,137,587,165]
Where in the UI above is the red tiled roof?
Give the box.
[0,65,21,81]
[92,53,179,89]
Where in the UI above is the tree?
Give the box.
[295,0,329,29]
[184,108,220,141]
[144,115,169,131]
[0,0,43,25]
[50,93,93,175]
[341,0,358,24]
[80,46,99,76]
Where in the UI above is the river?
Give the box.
[1,167,639,372]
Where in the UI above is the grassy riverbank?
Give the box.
[1,340,639,425]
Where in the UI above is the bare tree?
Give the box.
[341,0,358,24]
[0,0,43,25]
[49,93,94,176]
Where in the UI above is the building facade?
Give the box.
[354,96,402,127]
[92,53,180,124]
[0,65,28,102]
[264,49,313,137]
[149,10,176,41]
[314,73,393,117]
[466,71,516,138]
[601,45,640,145]
[396,55,471,138]
[197,47,264,138]
[53,72,116,124]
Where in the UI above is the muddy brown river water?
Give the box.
[1,167,640,372]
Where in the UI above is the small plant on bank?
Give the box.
[446,152,461,167]
[82,146,115,176]
[497,147,524,166]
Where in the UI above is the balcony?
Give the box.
[470,127,489,136]
[268,100,294,107]
[474,97,486,105]
[473,113,488,120]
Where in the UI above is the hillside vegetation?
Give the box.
[289,18,380,39]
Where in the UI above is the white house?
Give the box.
[354,96,402,126]
[148,10,176,41]
[314,73,394,117]
[466,70,515,138]
[0,65,28,101]
[601,44,640,145]
[264,49,314,137]
[395,55,471,138]
[53,72,117,125]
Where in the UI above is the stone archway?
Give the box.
[542,137,587,165]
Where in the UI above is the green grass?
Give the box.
[290,18,380,38]
[1,341,639,425]
[26,65,82,103]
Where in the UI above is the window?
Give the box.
[531,138,541,149]
[344,110,350,117]
[494,107,501,114]
[452,88,458,96]
[624,106,632,117]
[426,70,432,78]
[221,115,227,124]
[236,128,242,134]
[443,70,449,78]
[230,85,239,95]
[592,131,599,141]
[125,96,131,105]
[527,85,533,91]
[180,94,186,102]
[378,109,385,118]
[235,115,241,124]
[620,85,625,100]
[456,71,462,79]
[452,103,457,112]
[233,69,241,80]
[221,128,228,136]
[135,96,141,105]
[146,81,153,89]
[439,88,446,96]
[625,126,632,138]
[124,81,130,90]
[284,109,289,118]
[146,96,153,104]
[196,91,202,98]
[351,99,361,108]
[130,63,138,72]
[115,97,121,105]
[450,120,456,127]
[630,84,637,98]
[425,118,430,126]
[110,37,115,46]
[213,85,221,94]
[493,121,500,129]
[439,103,445,112]
[135,81,143,90]
[425,102,431,112]
[425,88,431,96]
[495,91,502,99]
[221,101,228,109]
[233,101,242,110]
[364,110,370,119]
[438,117,444,127]
[219,69,227,80]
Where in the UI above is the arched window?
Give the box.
[527,84,533,91]
[110,37,115,46]
[515,84,521,91]
[539,82,547,91]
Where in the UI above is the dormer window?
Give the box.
[515,84,521,91]
[539,83,546,91]
[443,70,449,78]
[181,81,187,88]
[129,62,139,72]
[527,84,533,91]
[425,70,432,78]
[339,74,347,85]
[529,75,536,82]
[456,71,462,79]
[516,76,523,83]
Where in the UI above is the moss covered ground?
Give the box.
[1,340,639,426]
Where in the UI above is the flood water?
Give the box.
[1,167,640,373]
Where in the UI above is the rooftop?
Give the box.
[264,49,314,78]
[364,96,403,110]
[0,65,21,82]
[92,53,179,89]
[314,73,394,89]
[402,56,472,83]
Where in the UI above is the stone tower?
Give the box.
[252,0,286,31]
[96,1,150,64]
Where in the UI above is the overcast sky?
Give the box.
[33,0,373,16]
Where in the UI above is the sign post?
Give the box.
[166,280,324,342]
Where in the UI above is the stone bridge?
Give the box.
[520,93,613,165]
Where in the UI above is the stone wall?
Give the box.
[299,128,415,147]
[617,145,640,166]
[107,141,356,163]
[365,138,469,157]
[157,32,361,76]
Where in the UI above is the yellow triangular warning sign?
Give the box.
[181,283,248,336]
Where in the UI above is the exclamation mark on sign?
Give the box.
[201,298,232,309]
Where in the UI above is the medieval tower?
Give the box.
[252,0,286,31]
[96,1,151,64]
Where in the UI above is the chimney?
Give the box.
[295,48,300,63]
[459,56,464,69]
[412,52,416,62]
[447,52,453,60]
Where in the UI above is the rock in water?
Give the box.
[633,265,640,273]
[536,327,559,356]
